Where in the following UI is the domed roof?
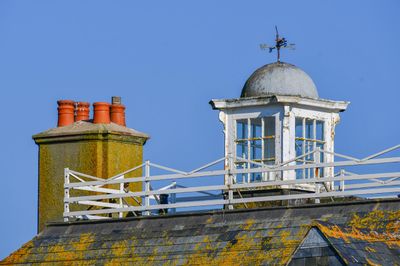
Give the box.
[241,62,318,99]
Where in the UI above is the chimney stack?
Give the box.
[57,100,75,127]
[110,96,126,126]
[34,96,149,231]
[75,102,90,121]
[93,102,111,124]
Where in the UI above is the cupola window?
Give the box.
[295,118,325,179]
[235,117,275,182]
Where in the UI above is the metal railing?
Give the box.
[63,145,400,221]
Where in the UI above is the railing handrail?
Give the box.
[65,157,400,189]
[65,172,400,203]
[63,144,400,221]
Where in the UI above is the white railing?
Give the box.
[63,145,400,221]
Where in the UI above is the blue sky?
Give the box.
[1,0,399,258]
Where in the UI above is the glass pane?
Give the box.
[316,121,324,141]
[251,172,262,182]
[305,119,313,139]
[264,117,275,137]
[250,140,262,160]
[251,118,262,139]
[305,141,314,161]
[295,118,303,138]
[265,139,275,159]
[263,116,275,163]
[250,163,262,182]
[236,120,248,139]
[236,141,248,159]
[295,139,303,157]
[296,161,303,179]
[317,142,324,161]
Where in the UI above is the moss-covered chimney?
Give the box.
[33,97,149,232]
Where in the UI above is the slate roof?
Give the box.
[317,220,400,265]
[2,199,400,265]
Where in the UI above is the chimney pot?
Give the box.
[57,100,75,127]
[93,102,111,124]
[111,103,126,126]
[111,96,126,126]
[75,102,90,122]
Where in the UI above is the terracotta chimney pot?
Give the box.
[93,102,111,124]
[110,96,126,126]
[111,104,126,126]
[75,102,90,122]
[57,100,75,127]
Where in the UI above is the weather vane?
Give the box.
[260,26,295,62]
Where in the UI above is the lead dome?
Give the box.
[241,62,318,99]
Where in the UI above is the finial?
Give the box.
[260,26,295,62]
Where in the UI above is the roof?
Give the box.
[241,62,318,99]
[33,121,149,143]
[2,199,399,265]
[316,220,400,265]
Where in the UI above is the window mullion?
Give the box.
[302,118,306,178]
[261,118,265,162]
[247,118,251,183]
[261,117,265,181]
[313,119,317,178]
[313,120,317,151]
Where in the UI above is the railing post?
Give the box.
[314,148,321,204]
[340,169,345,192]
[144,160,151,216]
[64,168,70,222]
[118,175,124,218]
[227,154,234,210]
[171,182,176,214]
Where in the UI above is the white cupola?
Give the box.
[210,61,349,190]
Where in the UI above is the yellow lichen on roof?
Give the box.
[71,233,95,251]
[241,218,256,230]
[3,199,399,265]
[365,246,376,253]
[366,257,382,266]
[318,210,400,248]
[180,224,309,266]
[44,233,96,262]
[110,240,130,257]
[205,216,214,224]
[349,210,400,231]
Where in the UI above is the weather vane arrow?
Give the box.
[260,26,295,62]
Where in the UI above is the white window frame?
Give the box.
[234,116,276,183]
[294,117,325,179]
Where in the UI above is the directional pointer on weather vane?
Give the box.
[260,26,295,62]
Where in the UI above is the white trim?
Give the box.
[210,95,349,112]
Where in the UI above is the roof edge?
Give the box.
[210,95,350,112]
[46,198,400,228]
[33,121,150,143]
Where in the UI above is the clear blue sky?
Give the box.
[1,0,399,258]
